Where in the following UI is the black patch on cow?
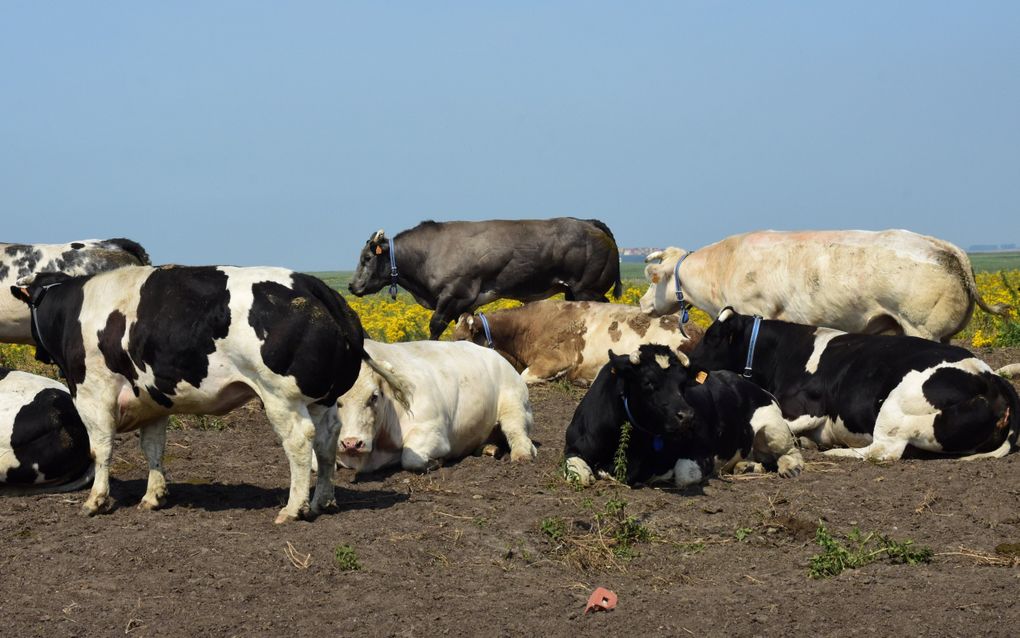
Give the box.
[0,367,9,381]
[4,244,43,279]
[926,368,1007,453]
[25,276,88,393]
[5,388,91,485]
[249,273,365,404]
[98,310,139,391]
[127,267,231,404]
[70,242,85,249]
[0,263,8,281]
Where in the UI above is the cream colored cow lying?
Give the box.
[641,229,1006,342]
[452,299,703,385]
[336,340,537,473]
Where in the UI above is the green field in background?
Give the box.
[310,252,1020,292]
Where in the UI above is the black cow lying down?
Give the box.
[348,218,623,340]
[689,308,1020,460]
[1,367,93,493]
[563,344,803,488]
[11,265,408,523]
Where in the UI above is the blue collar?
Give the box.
[388,239,398,299]
[622,394,664,452]
[477,312,494,348]
[672,250,693,329]
[743,315,763,378]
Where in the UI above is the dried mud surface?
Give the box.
[1,347,1019,637]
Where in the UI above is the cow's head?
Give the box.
[348,230,391,297]
[688,307,754,374]
[639,247,688,316]
[336,358,413,470]
[9,272,74,365]
[609,344,696,436]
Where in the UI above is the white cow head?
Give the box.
[639,247,688,316]
[336,359,413,470]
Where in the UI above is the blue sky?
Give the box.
[2,2,1018,270]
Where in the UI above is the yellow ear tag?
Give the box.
[375,245,383,255]
[695,371,708,384]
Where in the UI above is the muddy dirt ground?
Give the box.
[2,347,1019,637]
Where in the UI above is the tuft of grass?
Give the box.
[613,421,633,483]
[168,414,229,431]
[808,524,932,579]
[334,544,362,571]
[539,517,568,544]
[735,527,753,542]
[538,495,652,569]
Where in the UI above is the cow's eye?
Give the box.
[338,401,344,409]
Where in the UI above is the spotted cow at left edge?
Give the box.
[10,265,403,524]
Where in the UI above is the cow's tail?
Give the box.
[952,246,1010,317]
[585,218,623,299]
[103,238,151,265]
[0,462,94,497]
[363,357,413,412]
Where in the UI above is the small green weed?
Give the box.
[613,421,633,483]
[540,517,568,543]
[735,527,754,542]
[809,524,932,578]
[334,544,362,571]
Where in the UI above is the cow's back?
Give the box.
[706,229,974,338]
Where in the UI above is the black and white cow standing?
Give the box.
[563,344,802,488]
[11,265,403,523]
[1,367,93,493]
[1,238,150,344]
[689,308,1020,461]
[348,218,623,340]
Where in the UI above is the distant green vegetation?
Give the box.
[968,252,1020,273]
[310,252,1020,291]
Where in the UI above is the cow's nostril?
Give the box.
[340,437,364,451]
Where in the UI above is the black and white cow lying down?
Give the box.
[11,265,402,523]
[1,238,150,344]
[689,308,1020,461]
[563,344,803,488]
[1,368,93,493]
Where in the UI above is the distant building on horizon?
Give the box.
[968,243,1018,252]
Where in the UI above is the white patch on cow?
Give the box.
[564,456,595,486]
[673,458,703,487]
[805,328,843,374]
[654,354,670,369]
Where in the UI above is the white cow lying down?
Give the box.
[336,340,538,473]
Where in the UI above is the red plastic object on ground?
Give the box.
[584,587,618,613]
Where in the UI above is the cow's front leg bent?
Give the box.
[429,293,474,341]
[308,403,340,515]
[138,416,170,510]
[401,423,450,471]
[263,400,315,524]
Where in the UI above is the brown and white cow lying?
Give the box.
[452,299,703,385]
[641,229,1006,342]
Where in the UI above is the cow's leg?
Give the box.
[74,395,118,516]
[823,437,908,461]
[751,416,804,478]
[308,403,340,515]
[401,423,451,471]
[563,456,595,486]
[519,351,571,384]
[138,416,170,510]
[263,399,315,524]
[429,292,475,340]
[497,393,537,462]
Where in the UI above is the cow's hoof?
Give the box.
[510,443,538,463]
[82,496,114,516]
[274,510,301,525]
[777,453,804,478]
[138,495,166,511]
[564,456,594,487]
[480,443,501,458]
[310,498,337,516]
[733,461,765,475]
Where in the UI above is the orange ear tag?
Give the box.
[651,274,661,284]
[375,246,383,255]
[695,371,708,384]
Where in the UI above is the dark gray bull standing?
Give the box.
[348,218,623,340]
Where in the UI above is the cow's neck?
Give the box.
[484,310,528,372]
[743,321,811,392]
[674,250,717,313]
[390,230,438,309]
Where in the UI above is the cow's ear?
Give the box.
[10,285,31,305]
[608,349,633,376]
